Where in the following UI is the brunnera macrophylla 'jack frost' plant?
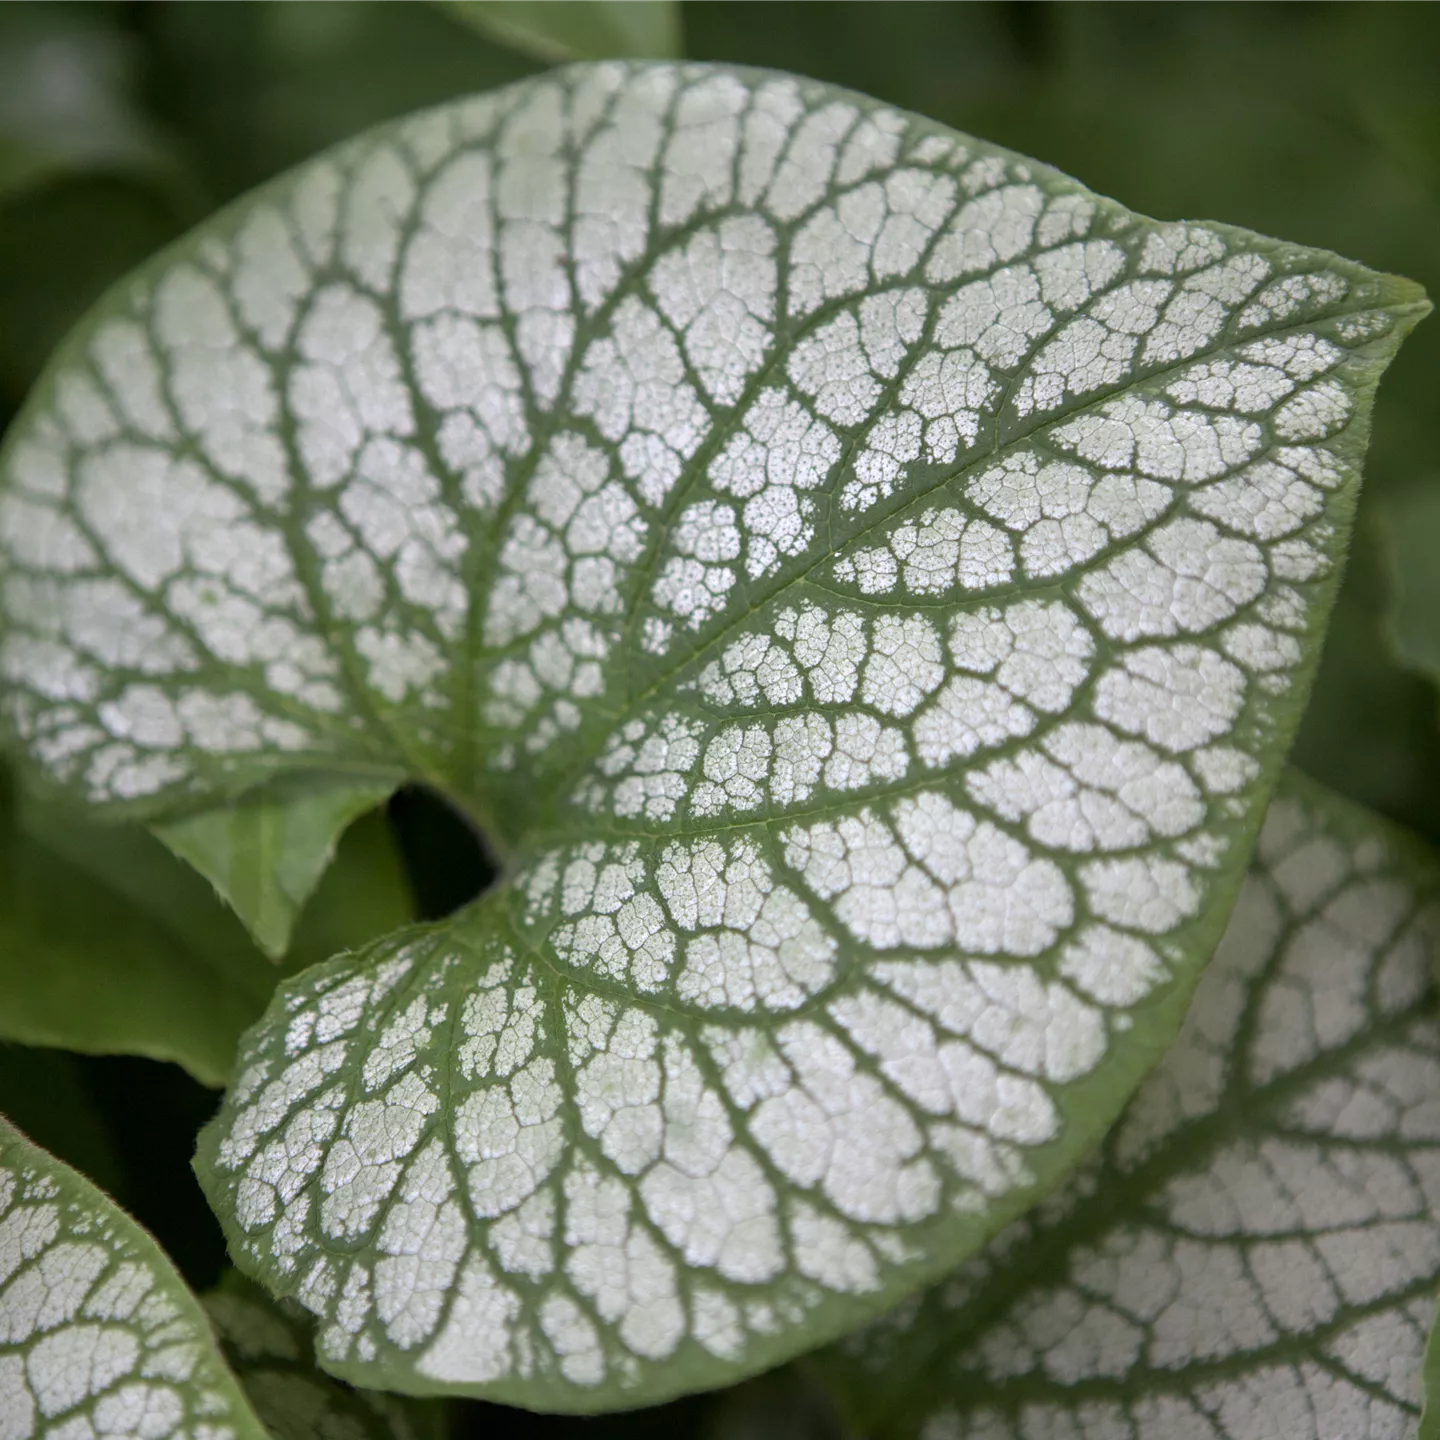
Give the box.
[0,59,1428,1412]
[0,1114,272,1440]
[816,773,1440,1440]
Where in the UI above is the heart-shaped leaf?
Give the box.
[0,1113,271,1440]
[0,63,1426,1408]
[816,772,1440,1439]
[205,1270,449,1440]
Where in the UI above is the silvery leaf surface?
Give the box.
[0,1114,270,1440]
[817,772,1440,1440]
[0,61,1425,1408]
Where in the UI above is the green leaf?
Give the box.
[0,7,193,416]
[205,1269,450,1440]
[814,771,1440,1438]
[144,0,537,211]
[286,810,420,971]
[1290,506,1440,848]
[1380,480,1440,692]
[441,1,682,61]
[1423,1303,1440,1440]
[0,1113,271,1440]
[153,776,399,959]
[0,62,1424,1408]
[0,4,177,201]
[0,792,413,1086]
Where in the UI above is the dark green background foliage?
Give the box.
[1,4,1437,1436]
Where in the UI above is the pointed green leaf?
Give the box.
[205,1270,449,1440]
[0,63,1425,1408]
[153,776,399,959]
[0,1113,271,1440]
[1381,480,1440,695]
[816,772,1440,1438]
[441,2,682,62]
[0,795,413,1086]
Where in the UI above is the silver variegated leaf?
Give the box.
[0,1114,270,1440]
[0,62,1426,1408]
[820,772,1440,1440]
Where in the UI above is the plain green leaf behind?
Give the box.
[1381,481,1440,698]
[153,775,399,960]
[0,792,413,1086]
[442,0,682,61]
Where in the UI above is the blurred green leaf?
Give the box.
[1380,479,1440,693]
[0,5,193,417]
[1289,512,1440,845]
[205,1270,452,1440]
[0,790,413,1087]
[442,0,682,61]
[0,175,183,419]
[145,0,537,204]
[154,775,398,960]
[1325,2,1440,208]
[0,1,176,199]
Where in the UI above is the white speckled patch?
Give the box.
[826,773,1440,1440]
[0,61,1425,1412]
[0,1115,269,1440]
